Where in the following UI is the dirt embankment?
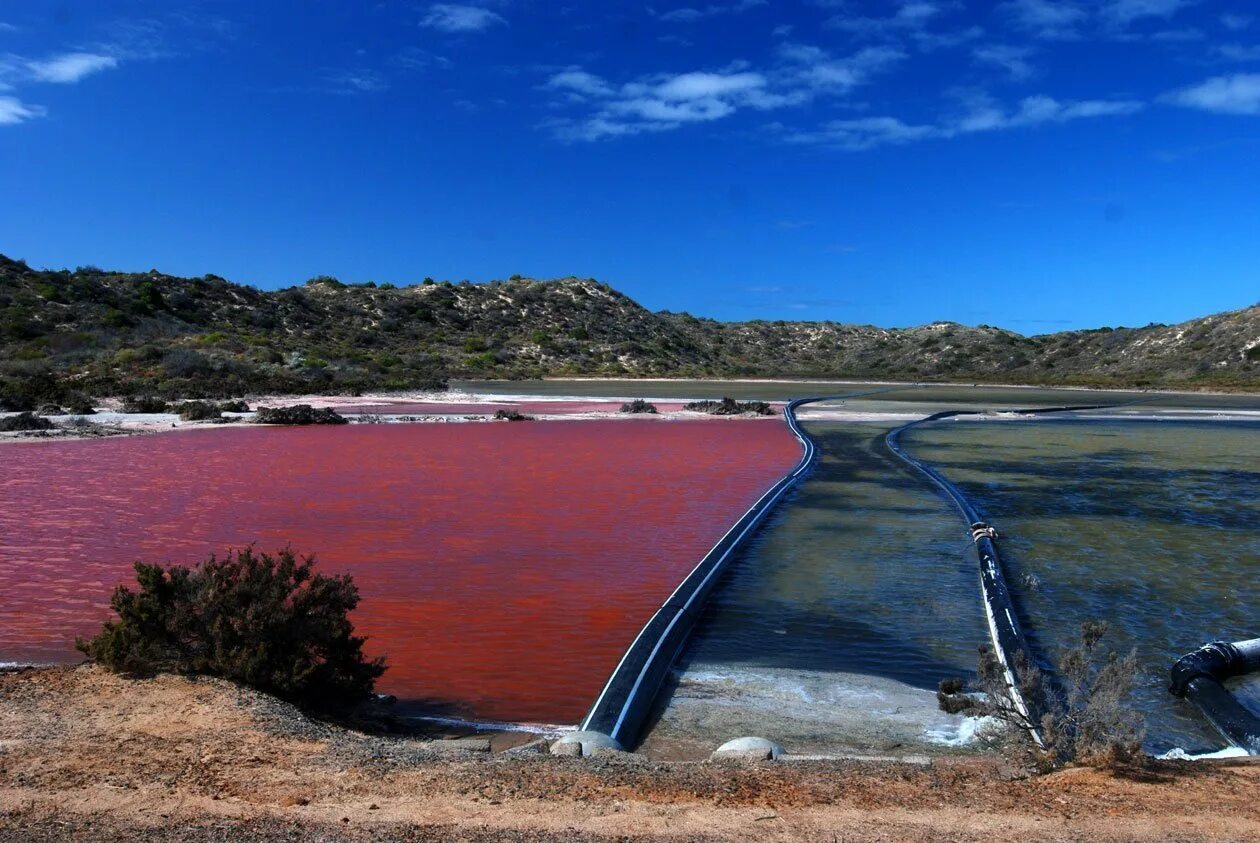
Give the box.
[1,666,1258,842]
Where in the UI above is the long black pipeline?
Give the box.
[578,388,909,749]
[884,403,1120,745]
[1170,639,1260,755]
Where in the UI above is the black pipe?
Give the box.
[883,402,1123,746]
[1170,639,1260,755]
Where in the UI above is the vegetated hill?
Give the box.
[0,253,1256,403]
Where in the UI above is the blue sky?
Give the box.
[1,1,1258,331]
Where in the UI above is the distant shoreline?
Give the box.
[482,375,1258,398]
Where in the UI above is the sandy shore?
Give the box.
[2,665,1258,842]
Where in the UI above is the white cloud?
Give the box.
[0,22,18,32]
[0,95,44,125]
[420,4,506,33]
[656,0,766,23]
[546,68,615,98]
[650,71,765,100]
[829,1,953,36]
[1101,0,1196,26]
[392,47,453,71]
[972,44,1037,80]
[1221,13,1253,32]
[824,1,979,50]
[1164,73,1260,115]
[999,0,1086,40]
[1218,44,1260,62]
[609,96,736,123]
[544,44,904,142]
[779,43,906,94]
[27,52,118,83]
[327,70,389,94]
[783,92,1143,150]
[787,115,938,150]
[1001,0,1196,39]
[549,115,676,142]
[545,68,775,139]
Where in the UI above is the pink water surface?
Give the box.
[0,421,798,723]
[339,401,694,415]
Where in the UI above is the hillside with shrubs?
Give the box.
[1,253,1256,401]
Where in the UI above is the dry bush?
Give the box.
[939,620,1144,770]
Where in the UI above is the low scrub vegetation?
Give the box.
[938,621,1144,770]
[255,404,348,425]
[683,397,775,416]
[77,547,386,709]
[121,396,168,414]
[0,411,54,431]
[619,399,658,414]
[3,255,1253,394]
[0,371,93,414]
[174,399,251,421]
[493,408,533,421]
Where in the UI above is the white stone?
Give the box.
[549,731,623,757]
[713,736,784,760]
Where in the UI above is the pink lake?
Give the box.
[0,420,799,723]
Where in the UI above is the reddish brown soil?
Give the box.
[1,666,1257,841]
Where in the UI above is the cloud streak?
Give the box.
[782,93,1144,150]
[655,0,766,23]
[999,0,1197,40]
[1164,73,1260,115]
[972,44,1037,80]
[27,52,119,83]
[420,4,506,33]
[0,95,44,125]
[999,0,1087,40]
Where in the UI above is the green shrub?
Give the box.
[121,396,168,413]
[174,400,224,421]
[77,547,385,709]
[683,397,774,416]
[0,371,87,412]
[0,411,54,431]
[619,399,658,414]
[255,404,348,425]
[65,395,96,413]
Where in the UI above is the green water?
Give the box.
[646,420,991,755]
[907,417,1260,753]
